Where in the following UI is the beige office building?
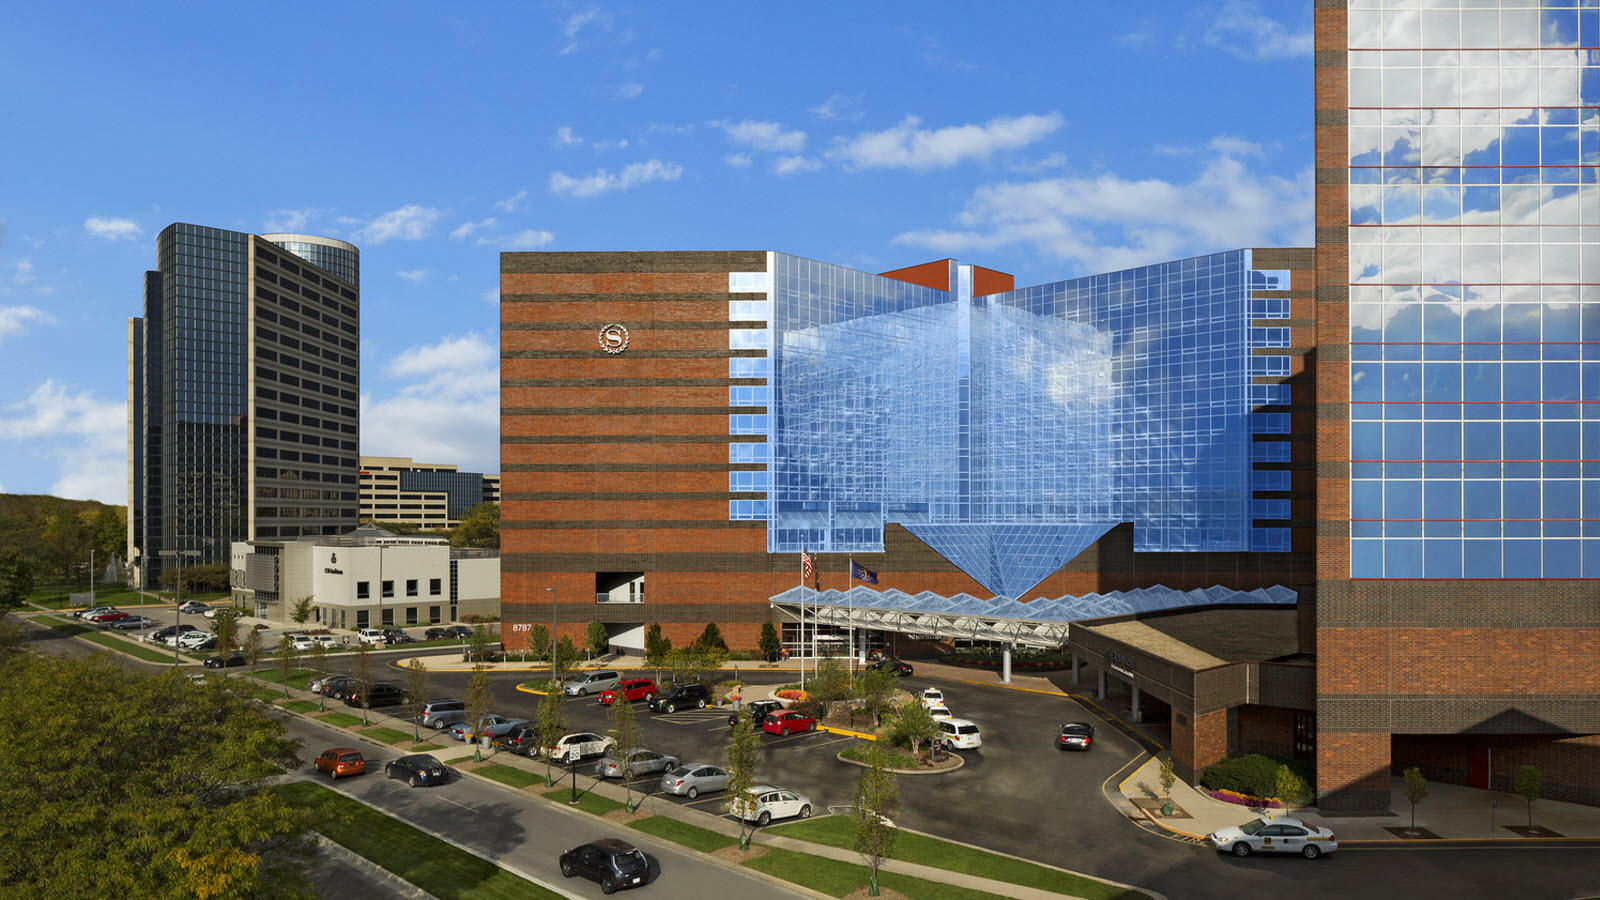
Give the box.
[359,456,499,529]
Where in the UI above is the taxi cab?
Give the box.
[1208,816,1338,858]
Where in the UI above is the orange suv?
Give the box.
[314,747,366,779]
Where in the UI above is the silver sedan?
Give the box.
[595,749,679,779]
[659,763,728,799]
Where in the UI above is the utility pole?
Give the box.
[545,586,558,685]
[89,548,95,608]
[159,548,200,665]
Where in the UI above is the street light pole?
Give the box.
[159,548,201,665]
[544,586,557,685]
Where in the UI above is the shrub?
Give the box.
[1199,754,1312,801]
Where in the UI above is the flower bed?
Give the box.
[945,657,1070,672]
[1209,788,1284,809]
[775,688,809,702]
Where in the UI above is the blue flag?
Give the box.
[851,561,878,585]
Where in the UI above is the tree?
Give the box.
[350,640,374,725]
[535,690,568,789]
[451,502,500,549]
[0,652,317,896]
[1273,764,1309,808]
[275,634,300,697]
[1514,765,1541,828]
[212,609,239,653]
[527,623,551,661]
[306,641,329,711]
[405,659,431,744]
[556,635,580,672]
[693,622,728,653]
[586,620,610,659]
[758,622,782,662]
[666,645,726,688]
[891,699,940,761]
[1402,766,1429,829]
[41,511,89,581]
[854,665,897,728]
[243,628,265,679]
[89,507,123,567]
[464,663,494,761]
[723,711,763,850]
[812,656,852,708]
[289,595,315,629]
[0,547,36,614]
[1159,756,1177,800]
[644,622,671,668]
[468,624,494,663]
[607,692,645,812]
[853,745,900,897]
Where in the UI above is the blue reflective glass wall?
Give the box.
[754,250,1278,566]
[400,469,488,519]
[1346,2,1600,578]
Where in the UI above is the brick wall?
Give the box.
[1172,708,1229,783]
[1236,705,1297,761]
[1394,734,1600,807]
[1317,731,1391,814]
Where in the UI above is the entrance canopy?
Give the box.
[769,583,1297,650]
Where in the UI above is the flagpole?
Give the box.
[798,548,806,692]
[847,555,855,678]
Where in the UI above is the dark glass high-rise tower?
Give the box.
[128,223,360,584]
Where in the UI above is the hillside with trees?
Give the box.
[0,494,127,608]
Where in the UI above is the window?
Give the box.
[406,578,418,597]
[429,605,442,624]
[405,606,418,625]
[381,608,394,627]
[356,610,369,630]
[382,580,394,598]
[356,581,370,600]
[429,578,442,596]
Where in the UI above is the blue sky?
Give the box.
[0,1,1313,504]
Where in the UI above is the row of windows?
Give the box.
[1352,539,1600,580]
[256,392,357,422]
[257,406,357,431]
[257,486,352,501]
[355,578,443,600]
[1348,8,1595,50]
[256,467,357,484]
[255,506,350,519]
[1354,419,1600,454]
[254,365,358,401]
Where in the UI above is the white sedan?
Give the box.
[545,732,615,763]
[1208,817,1338,859]
[731,785,814,826]
[925,703,954,721]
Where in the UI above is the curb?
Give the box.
[835,750,965,775]
[313,834,441,900]
[818,724,877,740]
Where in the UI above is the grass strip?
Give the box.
[277,699,319,713]
[743,845,1008,899]
[361,727,415,745]
[767,816,1148,900]
[840,742,916,768]
[627,815,737,852]
[254,668,319,690]
[276,781,562,899]
[540,788,625,816]
[516,679,557,694]
[40,616,180,664]
[410,742,445,752]
[317,712,365,728]
[476,764,547,789]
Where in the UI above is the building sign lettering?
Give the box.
[598,323,629,354]
[1106,649,1137,679]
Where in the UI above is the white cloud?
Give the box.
[351,204,440,245]
[809,93,865,122]
[1205,1,1312,60]
[13,259,34,283]
[725,153,752,168]
[365,335,499,474]
[263,208,314,232]
[84,216,142,241]
[396,269,428,282]
[893,139,1312,273]
[482,287,500,306]
[451,217,498,241]
[494,189,528,212]
[712,119,806,153]
[771,155,821,176]
[0,305,54,342]
[1011,152,1070,174]
[557,7,613,55]
[500,229,555,250]
[613,82,644,100]
[548,160,683,199]
[829,112,1064,172]
[0,380,126,503]
[555,126,583,145]
[592,138,630,152]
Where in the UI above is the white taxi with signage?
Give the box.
[1208,817,1338,858]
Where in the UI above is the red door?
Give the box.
[1466,747,1490,790]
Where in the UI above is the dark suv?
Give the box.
[869,657,914,677]
[382,628,415,645]
[647,683,711,714]
[345,682,407,709]
[491,724,540,756]
[728,699,783,728]
[559,838,649,893]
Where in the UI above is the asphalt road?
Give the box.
[408,663,1600,900]
[281,713,806,899]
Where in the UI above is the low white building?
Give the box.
[230,525,498,631]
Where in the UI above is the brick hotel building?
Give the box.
[500,3,1600,811]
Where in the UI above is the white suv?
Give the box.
[546,732,615,763]
[356,628,387,646]
[731,785,814,826]
[936,718,982,750]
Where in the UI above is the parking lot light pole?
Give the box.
[544,586,557,685]
[158,549,201,664]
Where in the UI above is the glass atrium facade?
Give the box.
[1346,1,1600,578]
[729,250,1294,597]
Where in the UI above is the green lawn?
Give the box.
[840,742,917,768]
[411,742,445,752]
[541,788,625,816]
[317,712,365,728]
[743,846,1008,900]
[516,679,558,694]
[627,816,737,852]
[27,583,150,609]
[360,727,414,745]
[476,764,547,789]
[277,700,319,713]
[276,781,563,899]
[254,667,319,690]
[767,816,1148,900]
[38,616,181,664]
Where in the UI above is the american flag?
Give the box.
[801,548,814,582]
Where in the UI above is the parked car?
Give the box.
[74,606,117,620]
[925,704,954,721]
[594,749,678,779]
[423,624,475,639]
[202,606,237,620]
[203,651,247,669]
[111,615,157,631]
[559,839,650,894]
[144,624,199,643]
[919,688,945,707]
[355,627,387,646]
[1058,722,1095,751]
[647,683,711,714]
[447,715,525,742]
[176,630,216,650]
[313,747,365,779]
[936,718,982,750]
[659,763,728,799]
[597,678,656,705]
[563,670,623,697]
[310,674,356,699]
[729,699,784,728]
[177,600,210,614]
[731,785,814,826]
[385,754,449,787]
[762,711,817,736]
[546,732,615,763]
[382,628,415,645]
[1208,817,1338,859]
[295,634,342,651]
[86,609,129,624]
[869,658,914,677]
[419,699,468,730]
[491,724,541,756]
[344,682,407,709]
[424,626,453,640]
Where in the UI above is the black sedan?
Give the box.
[203,651,247,669]
[869,658,914,677]
[728,699,784,728]
[384,754,449,787]
[382,628,415,645]
[560,838,650,894]
[1058,722,1095,751]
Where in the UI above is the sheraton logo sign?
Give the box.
[598,323,629,354]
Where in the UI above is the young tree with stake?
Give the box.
[404,659,430,744]
[211,610,239,654]
[607,692,645,812]
[1402,766,1429,829]
[586,620,609,660]
[306,641,328,710]
[723,712,763,850]
[1515,765,1541,829]
[289,594,314,630]
[892,698,940,761]
[535,689,568,790]
[853,745,900,897]
[350,640,374,726]
[464,662,493,762]
[243,627,265,679]
[276,633,299,697]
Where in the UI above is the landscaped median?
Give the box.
[35,616,182,664]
